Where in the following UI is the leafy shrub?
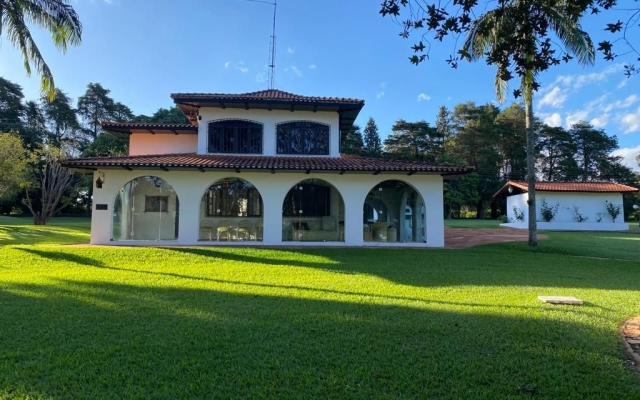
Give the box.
[605,200,622,223]
[572,206,588,223]
[539,198,559,222]
[512,206,525,222]
[498,215,508,223]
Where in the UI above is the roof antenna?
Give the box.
[244,0,278,89]
[268,0,277,89]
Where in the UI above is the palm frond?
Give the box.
[5,0,56,100]
[545,5,595,67]
[462,11,499,61]
[18,0,82,52]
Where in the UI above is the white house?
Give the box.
[62,89,472,247]
[495,180,638,231]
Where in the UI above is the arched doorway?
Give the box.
[199,178,263,241]
[112,176,179,241]
[363,180,425,243]
[282,179,345,242]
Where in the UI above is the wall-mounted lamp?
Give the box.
[95,172,105,189]
[507,185,513,194]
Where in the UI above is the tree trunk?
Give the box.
[476,200,485,219]
[525,97,537,246]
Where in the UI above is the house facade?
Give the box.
[495,181,638,231]
[63,90,472,247]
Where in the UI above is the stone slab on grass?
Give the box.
[538,296,583,305]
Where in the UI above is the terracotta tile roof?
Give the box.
[61,153,473,175]
[494,180,639,197]
[170,89,364,105]
[101,122,197,130]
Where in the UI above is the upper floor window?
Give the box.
[208,120,262,154]
[277,121,330,155]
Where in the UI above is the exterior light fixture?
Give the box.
[507,186,513,194]
[95,172,105,189]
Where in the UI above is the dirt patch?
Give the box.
[445,227,548,249]
[622,316,640,370]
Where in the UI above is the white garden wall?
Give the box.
[197,108,341,157]
[503,191,628,231]
[90,169,445,247]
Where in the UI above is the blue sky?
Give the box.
[0,0,638,170]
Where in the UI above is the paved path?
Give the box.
[445,227,548,249]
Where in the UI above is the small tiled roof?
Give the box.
[100,122,198,139]
[494,180,639,197]
[170,89,364,105]
[61,153,473,175]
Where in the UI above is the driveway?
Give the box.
[445,227,548,249]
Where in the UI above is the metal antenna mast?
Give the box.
[244,0,278,89]
[268,0,277,89]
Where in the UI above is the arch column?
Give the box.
[416,176,445,247]
[170,179,200,245]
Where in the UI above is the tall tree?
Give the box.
[0,77,25,128]
[537,125,579,181]
[384,120,442,161]
[494,103,528,181]
[23,145,76,225]
[0,133,31,201]
[450,102,502,218]
[341,124,364,155]
[435,106,453,154]
[135,107,189,124]
[363,117,383,157]
[381,0,597,245]
[0,0,82,100]
[77,83,116,140]
[41,89,80,147]
[569,121,620,181]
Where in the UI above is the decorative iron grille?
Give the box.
[208,120,263,154]
[277,121,330,155]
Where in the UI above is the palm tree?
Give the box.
[0,0,82,100]
[462,1,594,246]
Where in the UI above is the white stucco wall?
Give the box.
[196,108,341,157]
[503,191,628,231]
[129,132,197,155]
[90,169,445,247]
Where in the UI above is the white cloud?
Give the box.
[376,82,387,99]
[224,61,230,69]
[616,79,628,89]
[380,82,388,89]
[288,46,295,54]
[538,86,568,108]
[553,64,623,90]
[234,62,249,73]
[566,110,589,126]
[620,106,640,133]
[590,114,610,128]
[290,65,302,77]
[612,146,640,172]
[417,93,431,102]
[376,91,385,99]
[543,112,562,127]
[103,0,113,3]
[255,72,267,83]
[308,64,317,70]
[447,96,452,101]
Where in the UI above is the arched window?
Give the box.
[208,120,263,154]
[282,179,344,242]
[199,178,264,242]
[112,176,179,241]
[276,121,330,155]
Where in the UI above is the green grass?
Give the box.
[445,218,502,228]
[1,217,640,399]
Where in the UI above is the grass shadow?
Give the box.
[1,279,639,399]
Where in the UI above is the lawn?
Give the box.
[1,217,640,399]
